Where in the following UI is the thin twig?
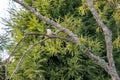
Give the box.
[25,32,48,36]
[10,38,50,79]
[5,35,27,80]
[7,35,26,63]
[25,32,78,44]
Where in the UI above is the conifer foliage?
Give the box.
[2,0,120,80]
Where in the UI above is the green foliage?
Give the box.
[4,0,120,80]
[0,58,5,80]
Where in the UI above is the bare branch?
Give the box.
[25,32,47,36]
[86,0,120,80]
[25,32,77,43]
[6,36,26,63]
[81,45,109,72]
[5,35,27,80]
[86,0,114,69]
[10,38,50,79]
[12,0,79,44]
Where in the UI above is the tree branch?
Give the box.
[12,0,79,44]
[81,45,109,72]
[10,38,49,79]
[86,0,120,80]
[5,35,26,80]
[86,0,114,69]
[6,36,26,63]
[25,32,77,43]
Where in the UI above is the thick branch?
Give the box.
[86,0,120,80]
[12,0,79,44]
[82,45,109,72]
[86,0,115,69]
[82,45,120,80]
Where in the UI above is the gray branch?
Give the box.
[25,32,78,43]
[86,0,114,68]
[86,0,120,80]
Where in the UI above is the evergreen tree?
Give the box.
[3,0,120,80]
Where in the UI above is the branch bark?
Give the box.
[86,0,120,80]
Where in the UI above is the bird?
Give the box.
[46,29,52,37]
[46,29,57,48]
